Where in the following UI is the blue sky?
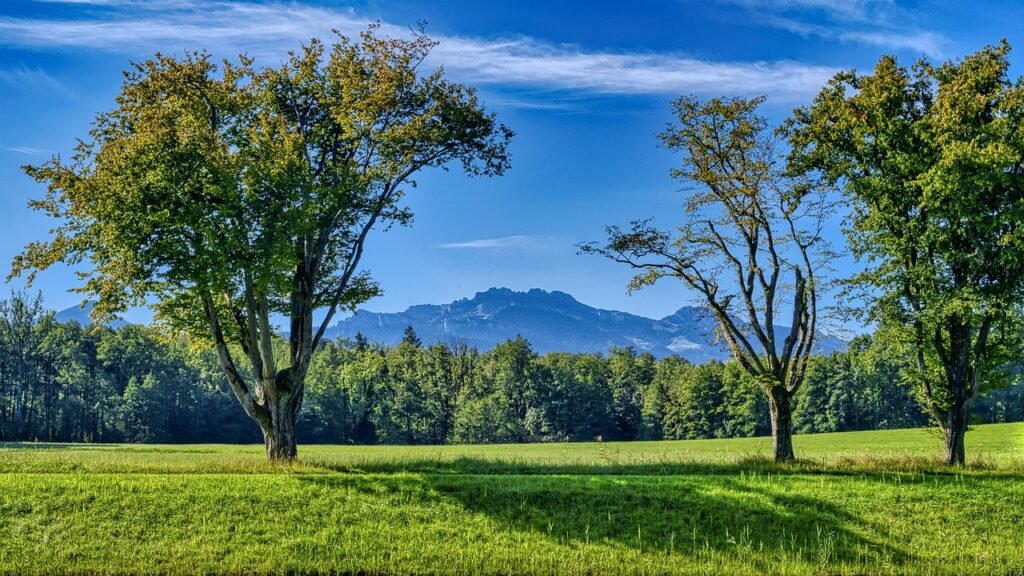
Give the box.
[0,0,1020,326]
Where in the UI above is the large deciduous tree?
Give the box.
[786,42,1024,465]
[581,96,830,462]
[10,26,512,461]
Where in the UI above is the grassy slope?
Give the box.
[2,423,1024,575]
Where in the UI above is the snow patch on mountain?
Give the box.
[667,336,701,352]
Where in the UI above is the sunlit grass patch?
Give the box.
[2,423,1023,575]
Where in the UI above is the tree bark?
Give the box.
[263,419,297,462]
[768,387,795,463]
[942,400,968,466]
[262,397,298,462]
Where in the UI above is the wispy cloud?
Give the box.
[725,0,892,23]
[0,66,74,98]
[0,1,836,102]
[717,0,946,58]
[1,145,49,155]
[32,0,198,6]
[439,235,544,250]
[33,0,121,4]
[432,36,833,100]
[767,16,945,57]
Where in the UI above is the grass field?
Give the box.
[3,423,1024,575]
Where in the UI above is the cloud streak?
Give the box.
[0,1,836,102]
[718,0,946,57]
[725,0,890,23]
[432,36,834,100]
[0,66,74,98]
[439,235,543,250]
[1,145,49,155]
[767,17,945,57]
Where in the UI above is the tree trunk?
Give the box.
[14,357,25,440]
[262,369,301,463]
[768,387,795,463]
[262,403,298,462]
[942,401,968,466]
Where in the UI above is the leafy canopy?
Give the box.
[12,25,512,349]
[787,41,1024,414]
[582,96,831,393]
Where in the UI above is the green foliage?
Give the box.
[661,361,769,440]
[301,340,379,443]
[533,352,613,441]
[606,347,656,440]
[0,293,255,444]
[401,325,422,348]
[638,355,683,440]
[795,335,928,434]
[663,361,727,439]
[8,25,512,459]
[452,338,534,443]
[787,42,1024,463]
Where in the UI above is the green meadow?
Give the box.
[3,423,1024,575]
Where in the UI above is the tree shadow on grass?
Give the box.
[297,462,913,571]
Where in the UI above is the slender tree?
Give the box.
[10,26,512,461]
[402,325,423,348]
[0,292,54,440]
[353,331,369,352]
[581,96,831,462]
[786,42,1024,465]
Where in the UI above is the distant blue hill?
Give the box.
[324,287,846,361]
[57,289,846,361]
[55,301,127,328]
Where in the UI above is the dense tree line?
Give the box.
[3,293,1020,445]
[0,294,256,444]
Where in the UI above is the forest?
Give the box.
[2,291,1020,446]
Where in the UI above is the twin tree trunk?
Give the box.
[767,386,796,463]
[262,395,299,462]
[257,354,308,462]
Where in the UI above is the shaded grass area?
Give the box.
[3,471,1024,575]
[2,423,1024,574]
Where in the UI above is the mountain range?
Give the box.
[322,287,846,361]
[55,288,845,361]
